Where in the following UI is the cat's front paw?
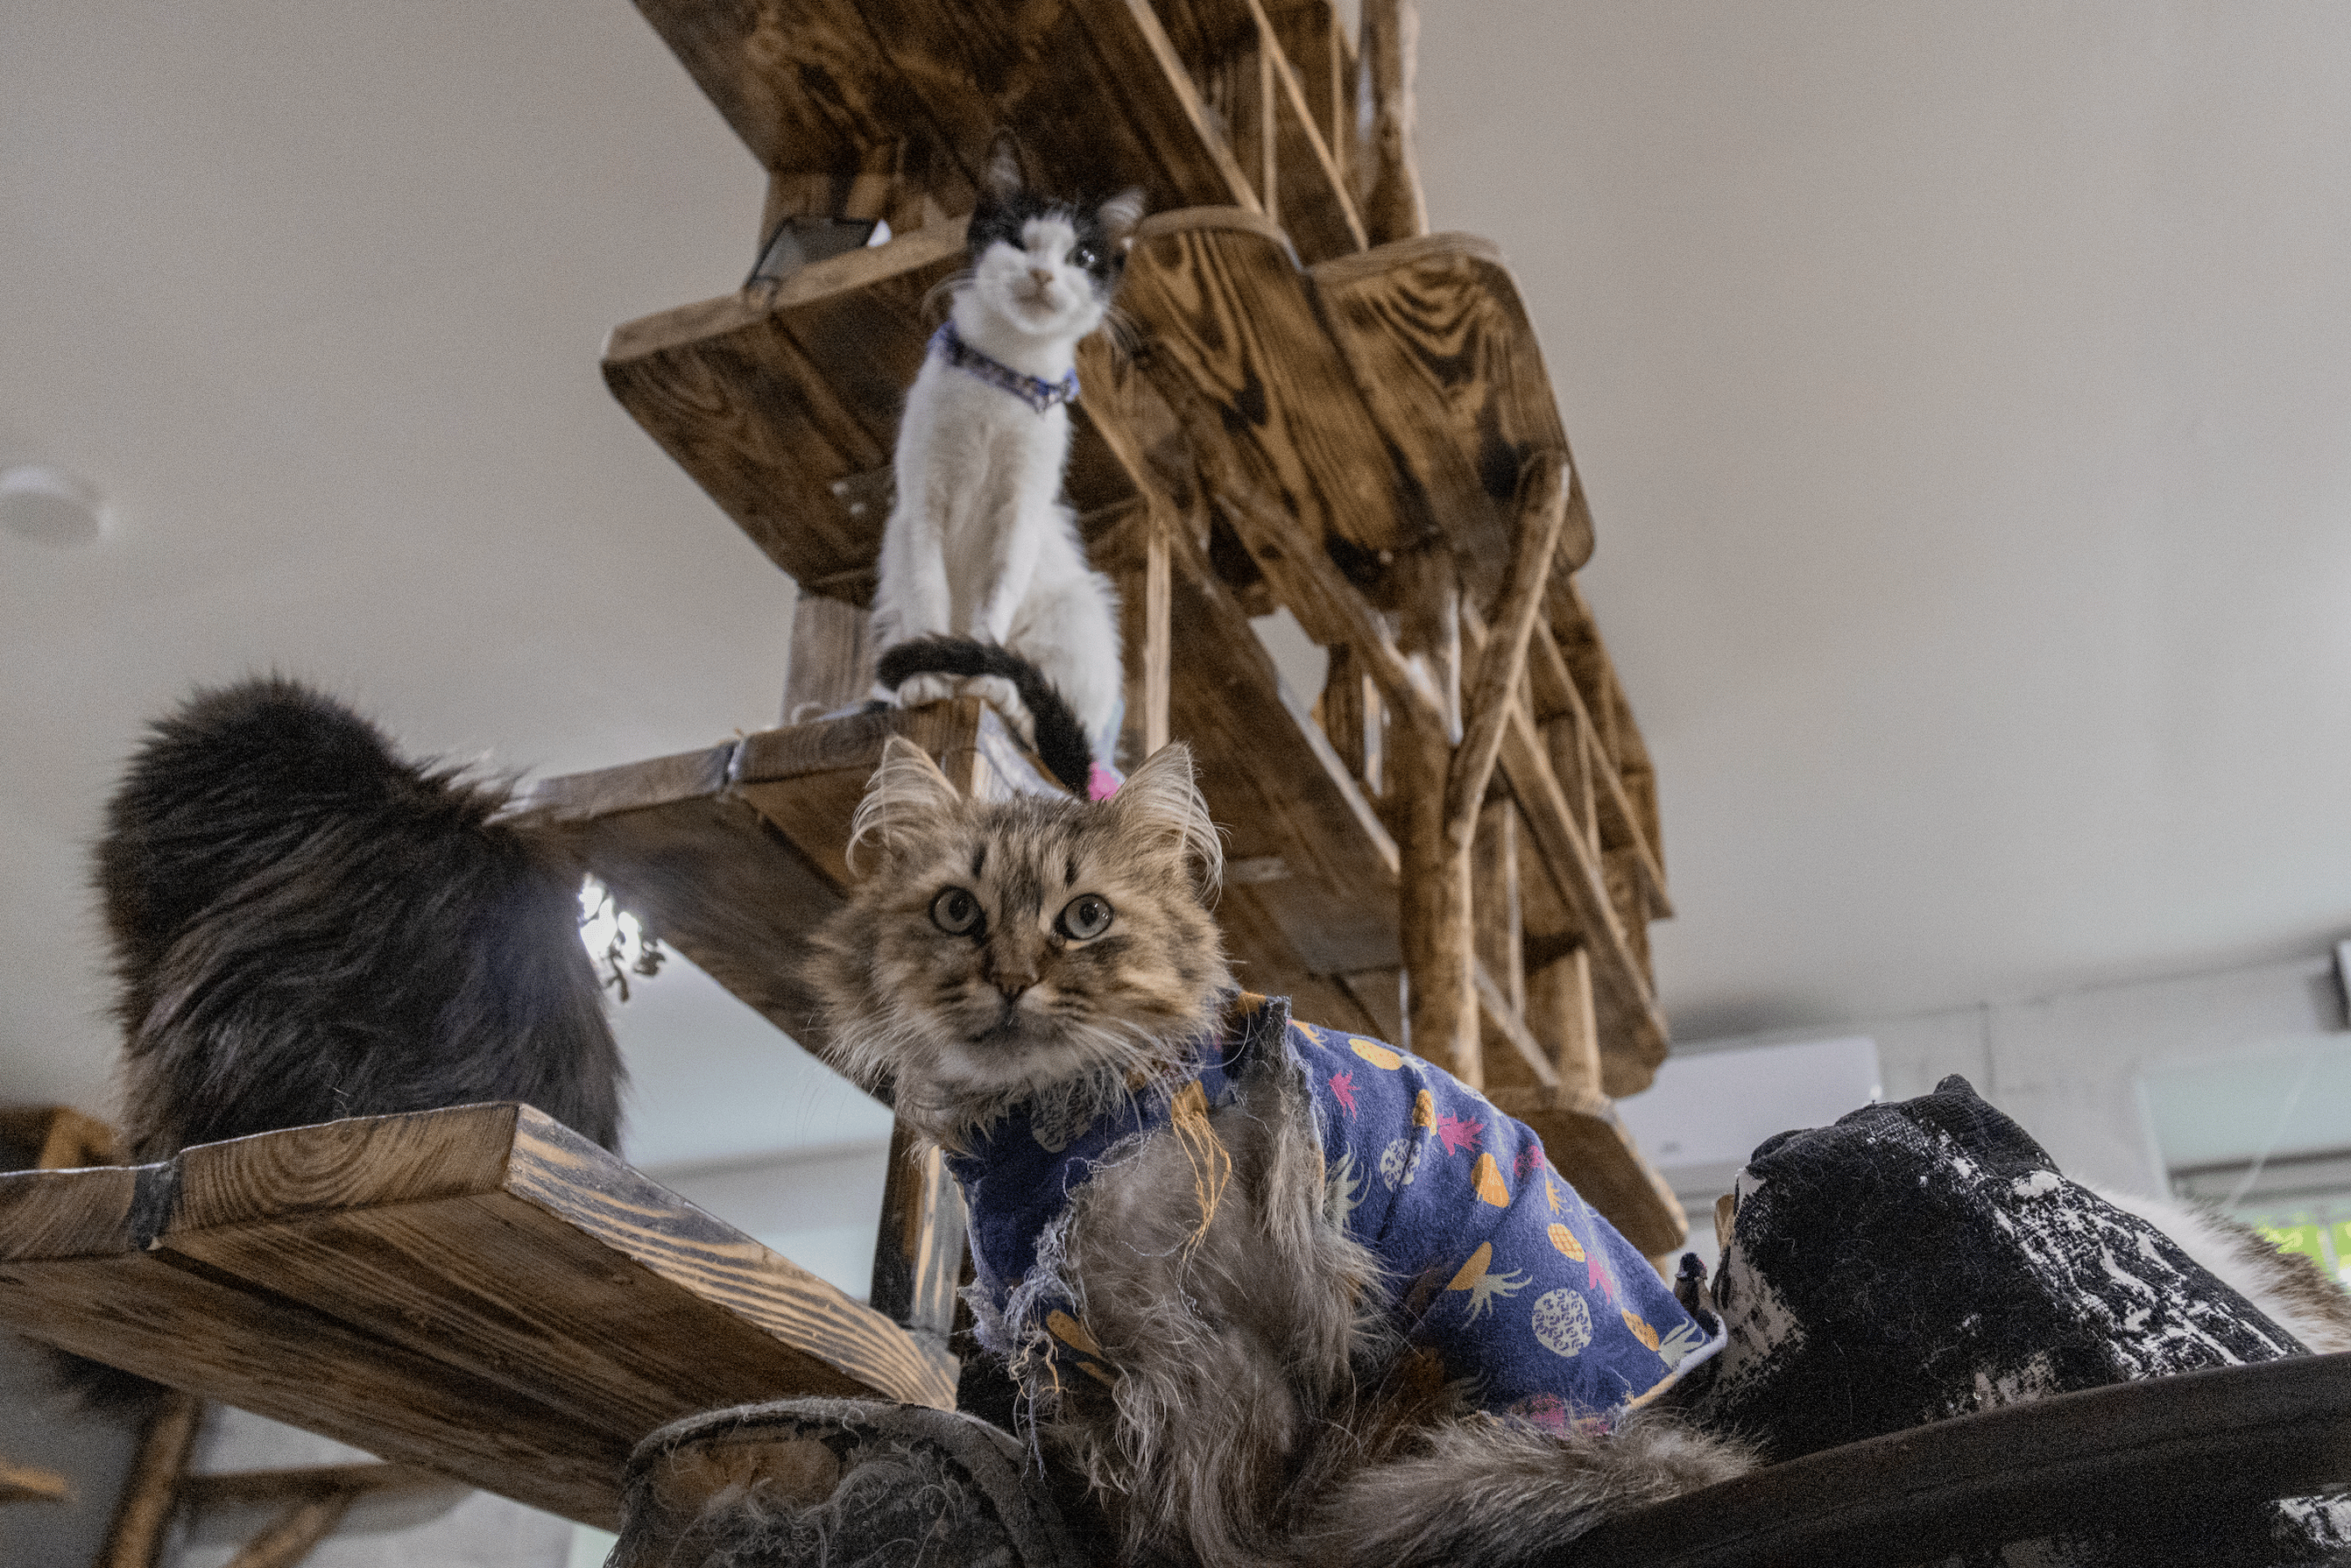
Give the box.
[894,674,961,710]
[959,675,1035,747]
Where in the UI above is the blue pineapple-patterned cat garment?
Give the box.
[947,992,1723,1430]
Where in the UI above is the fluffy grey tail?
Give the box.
[96,676,624,1161]
[1295,1409,1754,1567]
[874,636,1093,795]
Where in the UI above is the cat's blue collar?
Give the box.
[931,321,1080,413]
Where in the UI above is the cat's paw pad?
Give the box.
[959,675,1035,746]
[894,674,961,709]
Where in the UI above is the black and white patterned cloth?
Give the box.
[1682,1075,2349,1565]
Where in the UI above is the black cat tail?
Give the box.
[874,637,1095,796]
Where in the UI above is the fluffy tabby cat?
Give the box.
[870,139,1141,794]
[809,739,1750,1568]
[98,676,624,1161]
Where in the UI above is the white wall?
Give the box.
[1652,946,2350,1197]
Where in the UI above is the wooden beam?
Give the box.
[180,1463,455,1512]
[1247,0,1366,260]
[1473,961,1554,1092]
[1394,704,1475,1084]
[219,1492,357,1568]
[1528,947,1602,1100]
[869,1122,967,1360]
[782,593,876,723]
[1106,505,1174,764]
[97,1389,201,1568]
[0,1458,69,1504]
[1472,795,1524,1017]
[1357,0,1427,244]
[1444,452,1566,841]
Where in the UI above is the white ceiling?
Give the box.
[4,4,2348,1163]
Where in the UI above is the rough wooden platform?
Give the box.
[632,0,1365,265]
[0,1105,956,1530]
[507,699,1057,1051]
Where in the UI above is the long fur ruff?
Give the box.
[97,675,625,1160]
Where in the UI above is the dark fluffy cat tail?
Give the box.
[95,675,625,1162]
[874,637,1094,796]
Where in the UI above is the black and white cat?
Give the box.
[870,140,1142,799]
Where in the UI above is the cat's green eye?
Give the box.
[1058,893,1113,941]
[931,886,985,936]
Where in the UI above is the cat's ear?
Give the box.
[984,133,1026,201]
[1112,742,1222,895]
[1097,187,1147,248]
[848,736,964,870]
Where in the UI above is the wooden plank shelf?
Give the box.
[632,0,1366,265]
[600,3,1687,1255]
[0,1104,956,1530]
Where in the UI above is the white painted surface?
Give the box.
[1614,1035,1881,1172]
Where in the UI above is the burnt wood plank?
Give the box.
[509,738,843,1046]
[160,1106,955,1418]
[0,1164,626,1526]
[1312,234,1595,612]
[602,223,969,598]
[1121,208,1423,566]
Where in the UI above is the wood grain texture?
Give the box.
[1528,947,1602,1102]
[1156,520,1404,978]
[1444,451,1564,837]
[783,593,877,721]
[1121,208,1421,562]
[97,1389,201,1568]
[1570,1353,2351,1568]
[162,1108,955,1427]
[180,1463,455,1512]
[1312,234,1595,611]
[632,0,976,191]
[604,223,967,599]
[0,1105,977,1525]
[1489,1086,1685,1258]
[510,738,844,1046]
[0,1244,625,1525]
[1251,0,1366,262]
[1356,0,1426,244]
[870,1122,967,1356]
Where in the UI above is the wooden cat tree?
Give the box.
[533,0,1686,1261]
[0,0,1686,1543]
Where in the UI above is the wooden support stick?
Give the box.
[1445,452,1567,845]
[1359,0,1429,244]
[869,1120,969,1358]
[1115,511,1173,763]
[1192,449,1445,731]
[1529,946,1602,1098]
[1394,705,1477,1084]
[782,594,877,724]
[99,1389,203,1568]
[221,1490,358,1568]
[1473,794,1524,1016]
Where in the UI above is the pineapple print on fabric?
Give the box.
[1281,1005,1725,1430]
[943,992,1723,1432]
